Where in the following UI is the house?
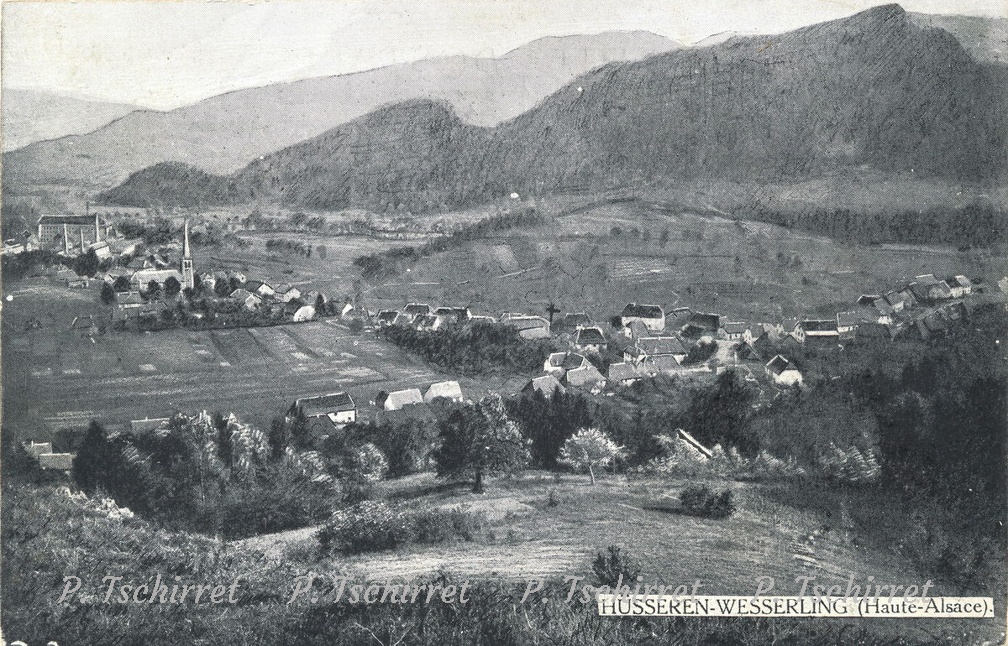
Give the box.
[619,303,665,331]
[564,363,606,390]
[414,314,442,331]
[544,352,589,377]
[292,305,316,322]
[435,307,472,325]
[340,302,355,317]
[304,290,328,307]
[404,303,432,317]
[720,321,747,341]
[521,375,565,398]
[573,326,607,353]
[765,355,802,386]
[743,324,771,346]
[380,388,424,411]
[916,311,948,341]
[836,310,861,336]
[606,362,640,387]
[275,284,302,303]
[666,307,693,330]
[947,275,972,298]
[252,281,276,299]
[855,321,894,341]
[792,320,839,344]
[682,312,720,338]
[130,417,170,434]
[622,320,652,340]
[67,275,91,289]
[873,298,895,324]
[626,336,688,365]
[424,381,463,403]
[503,315,550,339]
[38,452,74,471]
[780,317,800,337]
[469,314,497,324]
[290,391,357,428]
[377,310,408,326]
[857,294,882,306]
[560,312,588,332]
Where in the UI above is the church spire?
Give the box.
[181,219,194,290]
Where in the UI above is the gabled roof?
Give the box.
[564,364,606,387]
[563,312,592,327]
[38,453,74,470]
[405,303,432,316]
[953,275,972,288]
[915,274,940,286]
[39,214,95,225]
[931,281,953,299]
[607,362,639,382]
[624,320,651,338]
[637,336,687,356]
[377,310,400,324]
[799,319,838,333]
[575,326,606,345]
[506,315,549,331]
[687,312,720,330]
[836,310,861,327]
[523,375,565,397]
[620,303,664,319]
[296,392,356,417]
[383,388,424,410]
[642,354,683,374]
[424,381,463,403]
[766,354,795,375]
[721,321,748,335]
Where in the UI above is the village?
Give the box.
[9,207,1007,475]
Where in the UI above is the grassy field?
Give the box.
[236,471,1004,643]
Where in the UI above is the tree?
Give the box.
[101,282,116,305]
[163,275,181,299]
[433,394,530,493]
[558,427,623,484]
[113,275,131,292]
[72,421,117,493]
[146,280,161,301]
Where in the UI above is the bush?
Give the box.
[679,484,735,519]
[591,545,641,587]
[318,501,485,555]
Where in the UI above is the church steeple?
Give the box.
[181,219,194,290]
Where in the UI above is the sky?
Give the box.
[2,0,1005,110]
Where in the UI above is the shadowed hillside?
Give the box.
[99,5,1008,215]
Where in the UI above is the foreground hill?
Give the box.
[1,89,138,152]
[100,5,1008,213]
[3,31,675,191]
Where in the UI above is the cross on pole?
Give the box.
[545,302,560,325]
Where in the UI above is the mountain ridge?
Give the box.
[98,4,1008,213]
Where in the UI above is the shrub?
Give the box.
[591,545,641,588]
[679,484,735,519]
[318,501,486,555]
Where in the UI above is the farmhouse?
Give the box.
[522,374,566,397]
[620,303,665,331]
[423,381,464,403]
[503,314,550,339]
[682,312,720,338]
[275,284,302,303]
[946,275,973,298]
[792,319,839,344]
[377,310,412,326]
[37,452,74,471]
[836,310,861,335]
[405,303,432,317]
[626,336,688,365]
[606,362,640,387]
[435,306,472,325]
[622,320,652,340]
[719,321,747,340]
[765,355,802,386]
[573,326,607,353]
[24,441,53,458]
[380,388,425,411]
[564,363,606,390]
[290,392,357,427]
[229,289,262,310]
[562,312,592,330]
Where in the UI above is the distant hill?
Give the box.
[908,12,1008,64]
[100,5,1007,213]
[1,89,138,151]
[3,31,676,191]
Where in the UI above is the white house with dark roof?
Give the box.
[502,314,550,339]
[792,319,839,344]
[946,275,972,298]
[275,284,301,303]
[544,352,589,377]
[836,310,861,335]
[619,303,665,331]
[765,355,802,386]
[405,303,432,317]
[291,392,357,427]
[625,336,688,366]
[564,363,606,390]
[720,321,747,340]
